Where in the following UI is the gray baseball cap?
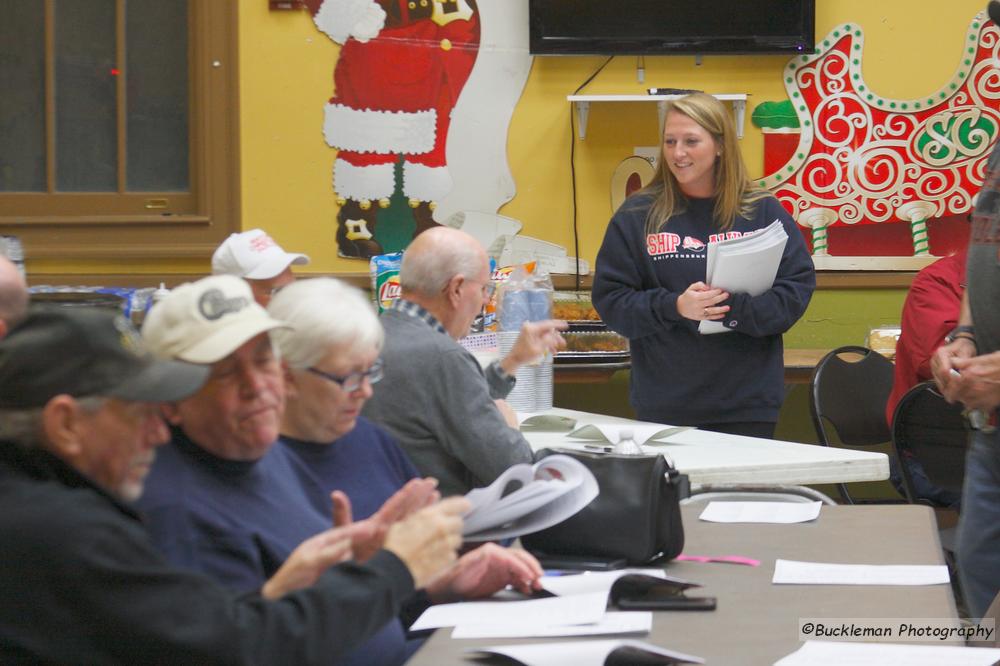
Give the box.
[0,306,209,408]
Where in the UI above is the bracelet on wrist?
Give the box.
[945,325,976,345]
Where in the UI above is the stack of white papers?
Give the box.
[461,454,598,541]
[698,501,822,524]
[772,560,950,586]
[700,219,788,335]
[775,640,1000,665]
[468,640,704,666]
[412,570,701,640]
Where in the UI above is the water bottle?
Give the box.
[497,265,554,412]
[152,282,170,305]
[612,428,644,455]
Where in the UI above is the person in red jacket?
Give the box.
[886,246,968,507]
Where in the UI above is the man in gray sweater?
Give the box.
[363,227,566,496]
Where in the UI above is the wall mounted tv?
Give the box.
[529,0,816,56]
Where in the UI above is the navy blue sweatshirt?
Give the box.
[138,427,417,666]
[592,193,815,426]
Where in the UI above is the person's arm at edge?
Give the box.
[55,515,416,666]
[931,290,975,401]
[905,266,962,380]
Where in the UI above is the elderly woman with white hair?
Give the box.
[268,278,543,666]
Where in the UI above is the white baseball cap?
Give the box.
[142,275,290,364]
[211,229,310,280]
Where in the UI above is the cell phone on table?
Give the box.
[617,595,717,611]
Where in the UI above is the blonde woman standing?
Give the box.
[593,93,815,438]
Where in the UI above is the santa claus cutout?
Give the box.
[305,0,481,259]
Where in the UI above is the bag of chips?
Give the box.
[369,252,403,313]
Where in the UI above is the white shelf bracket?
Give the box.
[733,99,746,139]
[574,100,590,140]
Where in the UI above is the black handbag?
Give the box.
[521,448,687,565]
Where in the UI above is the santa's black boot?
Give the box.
[336,199,384,259]
[410,200,441,238]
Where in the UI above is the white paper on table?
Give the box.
[540,568,696,598]
[700,219,788,335]
[772,560,950,586]
[567,422,690,446]
[467,639,704,666]
[698,501,822,524]
[461,454,598,541]
[450,611,652,639]
[409,591,608,631]
[774,640,1000,666]
[518,413,578,431]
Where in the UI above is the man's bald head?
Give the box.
[400,227,487,298]
[399,227,491,339]
[0,256,28,339]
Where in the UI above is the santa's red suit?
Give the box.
[306,0,480,258]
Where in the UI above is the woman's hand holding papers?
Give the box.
[677,281,730,322]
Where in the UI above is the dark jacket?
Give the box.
[593,194,815,425]
[0,442,414,665]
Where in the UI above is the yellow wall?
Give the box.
[239,0,987,274]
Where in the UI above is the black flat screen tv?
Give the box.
[529,0,816,56]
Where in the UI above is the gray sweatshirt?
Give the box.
[362,306,534,497]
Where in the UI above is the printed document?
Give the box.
[410,591,607,631]
[772,559,950,586]
[467,640,704,666]
[775,640,1000,666]
[450,611,652,639]
[698,501,822,524]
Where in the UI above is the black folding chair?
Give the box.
[809,345,897,504]
[891,379,971,614]
[891,380,969,508]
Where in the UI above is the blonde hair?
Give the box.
[641,93,770,235]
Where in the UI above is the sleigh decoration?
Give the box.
[757,12,1000,268]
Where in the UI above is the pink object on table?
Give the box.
[676,554,761,567]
